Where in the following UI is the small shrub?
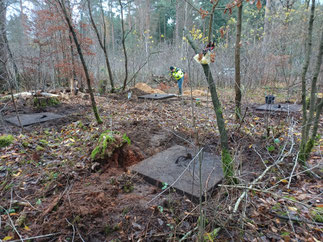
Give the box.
[91,130,131,160]
[0,135,14,148]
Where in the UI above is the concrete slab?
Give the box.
[5,112,64,127]
[138,93,176,100]
[255,103,302,112]
[130,145,223,200]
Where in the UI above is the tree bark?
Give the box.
[304,99,323,160]
[119,0,128,91]
[58,0,102,124]
[186,32,234,181]
[262,0,272,82]
[300,0,315,164]
[88,0,115,93]
[235,2,242,121]
[0,0,8,91]
[3,30,20,90]
[302,30,323,161]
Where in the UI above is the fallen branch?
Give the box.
[272,212,323,226]
[10,233,61,242]
[233,123,296,213]
[66,218,75,242]
[0,205,24,241]
[288,151,299,189]
[219,184,310,208]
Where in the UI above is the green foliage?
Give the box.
[104,223,119,235]
[122,180,134,193]
[311,207,323,223]
[204,227,221,241]
[36,145,45,151]
[91,130,131,160]
[122,133,131,145]
[0,135,14,148]
[267,145,275,152]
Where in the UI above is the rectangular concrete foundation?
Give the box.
[256,103,301,112]
[130,145,223,200]
[5,112,64,127]
[138,94,176,100]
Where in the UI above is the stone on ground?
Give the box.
[130,145,223,200]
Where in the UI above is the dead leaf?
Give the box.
[256,0,262,10]
[32,152,40,162]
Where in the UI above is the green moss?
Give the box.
[91,146,102,160]
[36,145,45,151]
[122,181,134,193]
[311,207,323,223]
[39,139,48,146]
[272,203,282,211]
[91,130,131,160]
[0,135,14,148]
[221,148,235,182]
[104,223,119,235]
[33,97,60,108]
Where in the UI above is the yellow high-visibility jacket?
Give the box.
[171,68,184,80]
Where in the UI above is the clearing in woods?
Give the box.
[0,85,322,241]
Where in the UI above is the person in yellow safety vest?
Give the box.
[170,66,184,95]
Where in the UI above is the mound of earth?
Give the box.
[183,89,208,97]
[134,83,165,94]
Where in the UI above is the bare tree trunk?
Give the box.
[127,0,132,30]
[262,0,272,82]
[300,0,315,164]
[3,30,20,90]
[235,2,242,121]
[175,0,184,44]
[0,0,8,91]
[145,0,150,33]
[58,0,102,124]
[305,0,310,9]
[186,1,234,182]
[119,0,128,91]
[302,29,323,161]
[87,0,115,93]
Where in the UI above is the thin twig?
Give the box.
[219,184,311,208]
[267,163,321,191]
[66,218,75,242]
[284,204,298,240]
[287,151,299,189]
[0,205,24,241]
[9,233,61,242]
[233,123,296,213]
[273,213,323,226]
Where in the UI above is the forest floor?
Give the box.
[0,85,322,241]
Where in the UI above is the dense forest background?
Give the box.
[1,0,322,93]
